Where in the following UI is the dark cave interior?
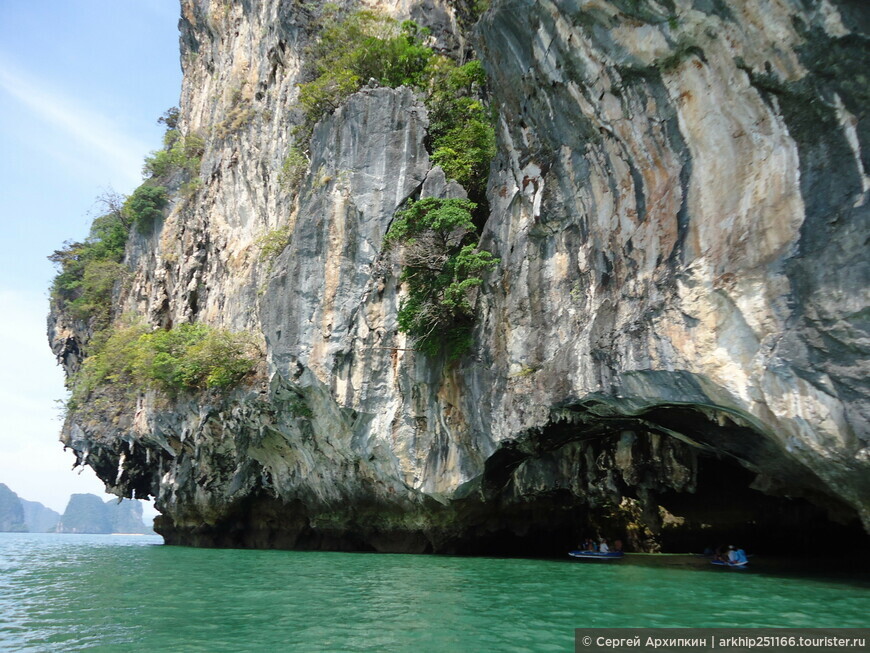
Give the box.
[655,453,868,556]
[447,407,869,559]
[445,450,869,558]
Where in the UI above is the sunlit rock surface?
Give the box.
[49,0,869,554]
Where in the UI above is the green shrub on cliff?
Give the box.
[384,197,498,359]
[137,324,259,391]
[124,185,168,233]
[49,210,130,328]
[472,0,491,17]
[297,11,496,203]
[75,322,260,401]
[142,131,204,178]
[279,146,308,192]
[142,107,204,178]
[256,226,292,261]
[49,181,171,328]
[73,321,151,399]
[296,11,432,143]
[73,260,128,324]
[423,58,496,202]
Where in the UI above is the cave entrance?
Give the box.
[459,403,868,558]
[656,453,868,556]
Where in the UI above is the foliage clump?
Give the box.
[142,130,204,178]
[180,178,203,199]
[73,322,260,403]
[297,11,495,207]
[143,107,204,186]
[124,185,168,233]
[49,209,130,327]
[471,0,491,18]
[384,197,498,359]
[296,11,433,143]
[214,86,255,139]
[50,161,172,328]
[256,226,292,261]
[423,58,496,203]
[279,147,309,192]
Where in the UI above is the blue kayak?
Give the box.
[569,550,624,560]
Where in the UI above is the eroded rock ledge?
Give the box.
[50,0,869,554]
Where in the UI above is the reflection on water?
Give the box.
[0,533,867,652]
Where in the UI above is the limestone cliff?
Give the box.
[49,0,869,554]
[20,498,61,533]
[55,494,152,535]
[0,484,27,532]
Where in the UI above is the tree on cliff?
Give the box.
[385,197,498,359]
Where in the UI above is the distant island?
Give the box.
[0,483,153,534]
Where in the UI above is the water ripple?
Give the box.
[0,534,868,652]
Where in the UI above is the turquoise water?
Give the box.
[0,534,867,652]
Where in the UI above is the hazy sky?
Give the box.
[0,1,182,513]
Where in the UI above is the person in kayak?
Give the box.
[599,538,610,553]
[728,545,748,565]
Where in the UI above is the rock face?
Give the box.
[108,500,153,535]
[20,499,61,533]
[56,494,111,534]
[55,494,151,534]
[49,0,869,553]
[0,484,27,532]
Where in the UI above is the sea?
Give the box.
[0,533,867,652]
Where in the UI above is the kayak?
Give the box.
[711,559,748,568]
[569,550,624,560]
